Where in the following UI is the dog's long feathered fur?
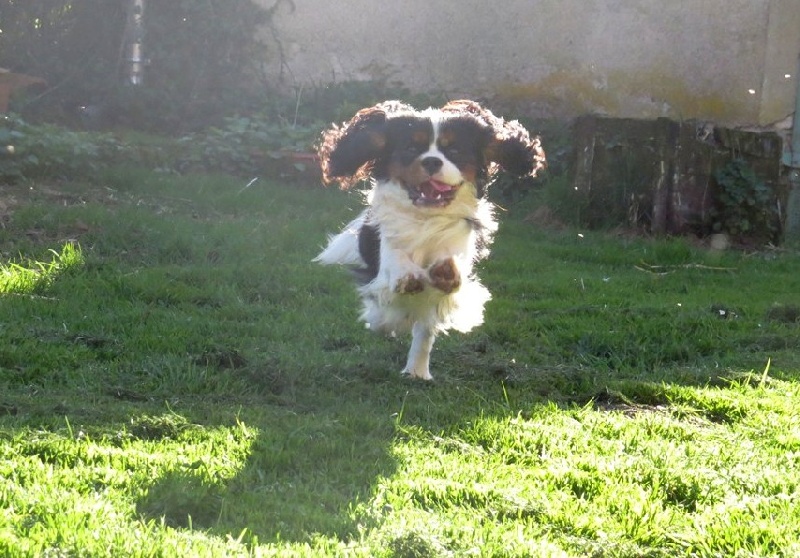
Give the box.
[315,100,545,380]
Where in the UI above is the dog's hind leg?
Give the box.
[401,322,435,380]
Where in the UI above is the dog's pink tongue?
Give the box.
[429,179,454,192]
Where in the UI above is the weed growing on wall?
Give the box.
[711,159,780,243]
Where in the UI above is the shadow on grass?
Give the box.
[133,412,397,545]
[124,336,569,546]
[124,341,694,546]
[4,291,798,551]
[4,314,799,552]
[128,351,411,546]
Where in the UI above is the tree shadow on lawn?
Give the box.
[127,328,798,549]
[134,431,388,545]
[125,342,643,547]
[128,341,570,548]
[6,319,798,550]
[134,415,396,547]
[130,351,416,547]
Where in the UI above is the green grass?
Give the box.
[0,242,83,295]
[0,169,799,557]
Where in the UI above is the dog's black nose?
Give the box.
[420,156,443,175]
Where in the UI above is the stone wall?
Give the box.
[258,0,799,126]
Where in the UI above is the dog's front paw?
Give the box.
[401,366,433,381]
[394,273,426,294]
[429,258,461,294]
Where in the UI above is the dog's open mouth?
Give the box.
[411,179,459,207]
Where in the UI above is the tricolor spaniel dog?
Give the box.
[315,100,545,380]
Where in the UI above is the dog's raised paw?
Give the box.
[429,258,461,294]
[395,273,426,294]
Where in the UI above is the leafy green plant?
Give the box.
[176,113,323,176]
[0,114,184,182]
[0,114,121,182]
[711,158,780,242]
[0,113,323,181]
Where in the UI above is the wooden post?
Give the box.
[784,54,800,242]
[127,0,146,85]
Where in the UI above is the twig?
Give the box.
[292,84,303,128]
[634,265,673,276]
[237,177,259,195]
[0,292,57,301]
[635,262,736,274]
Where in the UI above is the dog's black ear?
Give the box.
[487,125,546,178]
[318,101,414,189]
[441,100,546,178]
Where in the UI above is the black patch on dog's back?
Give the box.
[357,221,381,283]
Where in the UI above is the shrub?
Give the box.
[710,159,780,243]
[175,114,323,176]
[0,113,323,182]
[0,0,279,133]
[0,114,118,182]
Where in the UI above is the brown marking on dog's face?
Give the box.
[382,117,456,206]
[379,114,492,207]
[382,116,434,177]
[435,118,490,184]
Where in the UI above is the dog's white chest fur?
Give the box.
[317,181,494,340]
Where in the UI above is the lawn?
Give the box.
[1,167,799,557]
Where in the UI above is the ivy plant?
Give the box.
[710,158,780,243]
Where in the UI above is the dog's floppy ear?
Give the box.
[441,100,546,178]
[487,122,546,178]
[318,101,414,189]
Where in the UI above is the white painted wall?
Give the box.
[258,0,800,125]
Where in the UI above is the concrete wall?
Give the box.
[259,0,800,125]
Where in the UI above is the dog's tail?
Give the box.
[313,212,366,267]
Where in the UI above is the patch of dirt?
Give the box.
[1,182,117,239]
[766,303,800,324]
[0,182,163,251]
[1,182,115,213]
[523,205,565,230]
[589,388,668,417]
[195,348,248,370]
